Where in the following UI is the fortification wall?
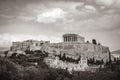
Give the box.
[49,42,109,52]
[48,42,110,62]
[10,40,50,51]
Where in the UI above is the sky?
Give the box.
[0,0,120,51]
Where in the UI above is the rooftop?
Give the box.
[63,33,79,37]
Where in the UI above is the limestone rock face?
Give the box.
[48,42,110,63]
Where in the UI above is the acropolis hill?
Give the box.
[10,33,111,63]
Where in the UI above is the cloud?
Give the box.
[92,14,120,31]
[84,5,97,11]
[0,14,14,19]
[0,39,11,48]
[36,8,67,23]
[95,0,120,11]
[96,0,115,6]
[17,16,35,21]
[58,13,120,33]
[0,0,119,24]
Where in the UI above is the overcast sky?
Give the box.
[0,0,120,51]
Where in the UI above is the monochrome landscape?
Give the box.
[0,0,120,80]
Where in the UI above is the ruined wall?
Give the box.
[10,40,50,51]
[44,56,88,72]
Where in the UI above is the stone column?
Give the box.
[64,37,66,42]
[71,37,73,42]
[66,37,68,42]
[67,37,69,42]
[69,37,71,42]
[73,37,75,42]
[70,37,72,41]
[71,37,72,42]
[65,37,67,42]
[70,37,71,42]
[75,37,77,42]
[72,37,74,42]
[67,36,69,42]
[69,36,71,42]
[69,36,70,42]
[76,37,78,42]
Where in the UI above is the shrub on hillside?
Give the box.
[0,57,19,80]
[1,56,120,80]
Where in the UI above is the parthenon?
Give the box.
[63,34,85,43]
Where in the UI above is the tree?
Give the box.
[92,57,95,64]
[101,59,104,64]
[9,53,17,58]
[62,53,66,61]
[98,43,101,45]
[0,58,19,80]
[4,50,8,58]
[114,58,117,63]
[92,39,97,45]
[86,41,89,43]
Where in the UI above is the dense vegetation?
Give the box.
[55,53,81,63]
[56,53,104,65]
[0,50,120,80]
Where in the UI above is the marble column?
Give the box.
[65,37,67,42]
[68,37,70,42]
[69,37,71,42]
[73,37,75,42]
[69,37,70,42]
[71,37,73,42]
[72,36,75,42]
[66,37,67,42]
[66,37,68,42]
[72,37,74,42]
[76,37,78,41]
[64,37,66,42]
[75,37,77,41]
[74,37,76,42]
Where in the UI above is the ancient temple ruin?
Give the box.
[63,34,85,43]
